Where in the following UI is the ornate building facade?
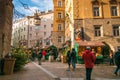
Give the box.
[53,0,120,51]
[0,0,13,57]
[52,0,65,48]
[73,0,120,51]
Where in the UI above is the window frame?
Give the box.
[93,5,101,17]
[94,25,102,37]
[58,36,62,43]
[58,1,62,7]
[110,5,118,16]
[112,25,120,36]
[58,24,62,30]
[58,12,62,19]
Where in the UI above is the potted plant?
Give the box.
[11,48,28,71]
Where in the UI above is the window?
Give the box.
[58,36,61,43]
[93,6,100,17]
[30,27,32,31]
[51,24,53,27]
[23,35,25,39]
[30,34,32,38]
[35,26,40,30]
[58,1,62,7]
[111,6,118,16]
[58,12,62,19]
[44,25,46,29]
[46,39,50,45]
[24,27,26,31]
[58,24,62,30]
[44,18,47,22]
[113,25,120,36]
[94,25,101,37]
[44,32,46,36]
[36,33,38,36]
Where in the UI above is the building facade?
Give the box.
[73,0,120,51]
[12,11,53,49]
[0,0,13,57]
[53,0,120,51]
[52,0,65,48]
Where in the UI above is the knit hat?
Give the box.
[86,46,91,50]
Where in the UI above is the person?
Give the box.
[66,50,71,71]
[31,50,36,61]
[42,49,47,61]
[71,48,77,71]
[37,50,42,65]
[82,46,96,80]
[114,48,120,76]
[109,50,114,65]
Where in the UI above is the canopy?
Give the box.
[76,41,105,47]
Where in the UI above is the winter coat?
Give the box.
[71,48,77,63]
[114,51,120,66]
[42,50,46,56]
[38,51,42,60]
[66,50,71,63]
[82,50,96,68]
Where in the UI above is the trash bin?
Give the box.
[3,58,15,75]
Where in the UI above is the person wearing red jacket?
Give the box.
[82,46,96,80]
[42,50,46,61]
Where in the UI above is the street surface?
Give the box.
[0,61,120,80]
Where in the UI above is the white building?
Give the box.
[12,10,54,49]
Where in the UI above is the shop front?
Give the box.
[74,41,105,64]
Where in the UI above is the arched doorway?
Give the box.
[102,42,115,58]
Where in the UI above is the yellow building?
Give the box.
[73,0,120,51]
[52,0,65,48]
[53,0,120,51]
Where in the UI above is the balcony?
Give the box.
[56,18,65,22]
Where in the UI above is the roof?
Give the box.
[76,41,105,47]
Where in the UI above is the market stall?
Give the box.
[74,41,105,64]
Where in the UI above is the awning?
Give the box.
[76,41,105,47]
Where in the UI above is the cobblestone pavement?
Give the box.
[39,61,120,80]
[0,61,120,80]
[0,62,53,80]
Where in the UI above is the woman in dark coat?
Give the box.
[66,50,71,71]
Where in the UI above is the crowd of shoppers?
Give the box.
[28,46,120,80]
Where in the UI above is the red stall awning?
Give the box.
[76,41,105,47]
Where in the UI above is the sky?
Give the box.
[12,0,54,17]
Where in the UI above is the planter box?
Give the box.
[3,58,16,75]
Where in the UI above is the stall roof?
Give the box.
[76,41,105,47]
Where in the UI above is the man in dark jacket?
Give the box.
[114,48,120,76]
[71,48,77,71]
[66,50,71,71]
[82,46,96,80]
[38,50,42,65]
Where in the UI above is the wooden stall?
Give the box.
[74,41,105,64]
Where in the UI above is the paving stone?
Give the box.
[60,78,84,80]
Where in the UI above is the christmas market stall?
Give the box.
[74,41,105,64]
